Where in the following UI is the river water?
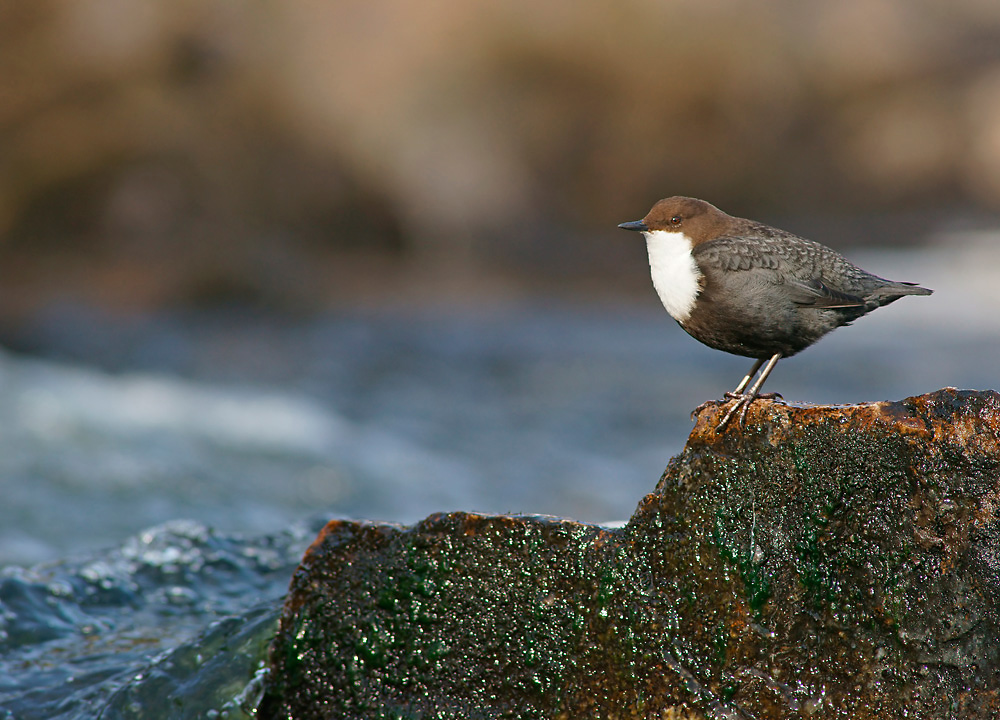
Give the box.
[1,234,997,717]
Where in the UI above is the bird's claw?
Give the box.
[723,391,783,402]
[691,399,721,418]
[714,392,784,432]
[716,394,753,432]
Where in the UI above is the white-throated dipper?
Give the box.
[619,196,933,430]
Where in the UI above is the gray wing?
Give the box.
[693,232,871,309]
[782,278,867,308]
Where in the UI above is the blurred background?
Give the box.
[2,0,1000,566]
[3,0,1000,317]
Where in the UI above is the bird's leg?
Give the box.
[728,358,765,396]
[691,356,781,419]
[694,360,756,417]
[722,357,783,403]
[717,353,782,431]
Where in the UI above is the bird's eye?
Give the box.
[670,215,682,225]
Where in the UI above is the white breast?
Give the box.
[643,230,702,323]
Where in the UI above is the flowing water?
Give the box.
[1,236,998,717]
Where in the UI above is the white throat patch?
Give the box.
[643,230,702,323]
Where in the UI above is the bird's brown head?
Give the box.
[618,196,734,244]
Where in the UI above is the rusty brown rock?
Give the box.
[260,388,1000,719]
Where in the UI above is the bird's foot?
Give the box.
[716,394,755,432]
[691,392,783,421]
[723,391,783,403]
[691,393,784,427]
[691,398,721,418]
[715,392,783,432]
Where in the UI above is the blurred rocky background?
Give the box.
[3,10,1000,712]
[2,0,1000,325]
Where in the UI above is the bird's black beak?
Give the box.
[618,220,648,232]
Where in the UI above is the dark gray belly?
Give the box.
[679,289,867,359]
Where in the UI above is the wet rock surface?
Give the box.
[260,388,1000,719]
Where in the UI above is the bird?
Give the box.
[618,196,932,431]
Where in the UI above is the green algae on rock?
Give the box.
[260,389,1000,719]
